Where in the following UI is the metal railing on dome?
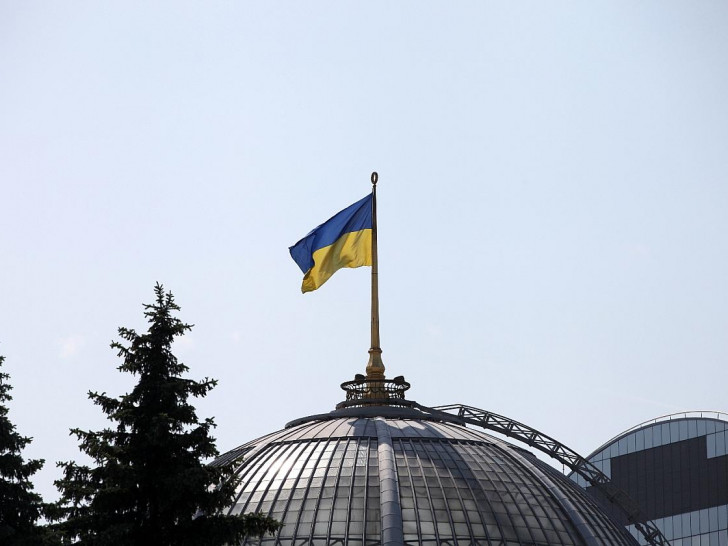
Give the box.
[336,376,411,409]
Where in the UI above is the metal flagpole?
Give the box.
[366,171,385,379]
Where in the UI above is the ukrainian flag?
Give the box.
[289,194,373,293]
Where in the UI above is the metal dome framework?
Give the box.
[222,414,636,545]
[216,376,671,546]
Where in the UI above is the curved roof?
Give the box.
[585,411,728,463]
[217,409,637,546]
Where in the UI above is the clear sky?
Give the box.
[1,2,727,502]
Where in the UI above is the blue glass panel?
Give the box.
[718,505,727,529]
[718,432,728,457]
[645,429,654,449]
[671,421,680,443]
[709,433,718,458]
[689,419,699,438]
[674,514,683,538]
[702,510,711,534]
[710,507,719,532]
[680,421,689,441]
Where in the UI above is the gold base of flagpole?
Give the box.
[366,347,385,379]
[365,347,385,398]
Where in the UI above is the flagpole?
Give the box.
[366,171,385,379]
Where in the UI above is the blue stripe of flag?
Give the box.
[289,194,373,274]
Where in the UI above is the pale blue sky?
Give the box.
[1,2,727,501]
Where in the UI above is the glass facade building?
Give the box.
[571,412,728,546]
[216,404,638,546]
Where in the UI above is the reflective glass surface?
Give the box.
[220,417,637,545]
[570,417,728,546]
[229,438,380,545]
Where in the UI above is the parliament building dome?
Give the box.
[215,376,640,546]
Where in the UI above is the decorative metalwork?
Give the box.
[429,404,672,546]
[336,375,411,409]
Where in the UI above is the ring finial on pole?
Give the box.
[371,172,378,185]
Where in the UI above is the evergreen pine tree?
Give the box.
[0,354,56,545]
[52,284,278,545]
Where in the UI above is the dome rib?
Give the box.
[518,451,603,546]
[375,418,404,546]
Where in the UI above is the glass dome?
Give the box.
[216,401,638,546]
